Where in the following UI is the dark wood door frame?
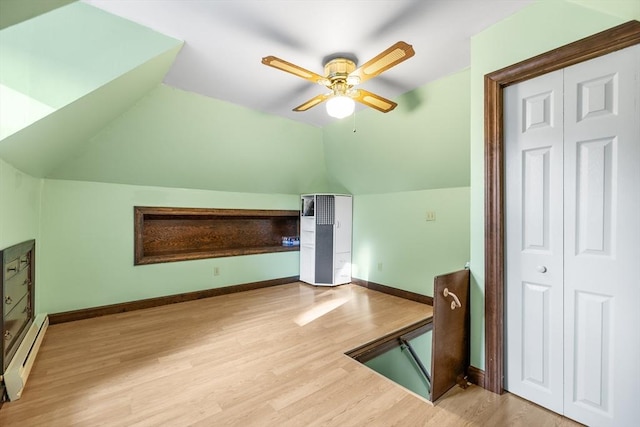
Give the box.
[483,20,640,394]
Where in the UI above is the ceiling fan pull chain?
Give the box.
[353,111,357,133]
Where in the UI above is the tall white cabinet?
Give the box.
[299,194,352,286]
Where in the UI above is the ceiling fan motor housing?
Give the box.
[324,58,356,80]
[324,58,359,96]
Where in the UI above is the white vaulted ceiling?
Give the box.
[0,0,536,194]
[82,0,533,127]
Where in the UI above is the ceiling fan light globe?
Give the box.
[326,96,355,119]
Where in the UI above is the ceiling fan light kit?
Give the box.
[326,96,355,119]
[262,41,415,119]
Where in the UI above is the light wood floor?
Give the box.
[0,283,580,426]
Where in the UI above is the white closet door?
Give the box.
[504,69,565,412]
[562,44,640,427]
[505,44,639,426]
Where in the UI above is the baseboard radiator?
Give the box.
[3,314,48,401]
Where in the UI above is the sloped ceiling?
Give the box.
[0,0,537,194]
[46,84,329,194]
[0,2,183,176]
[323,68,471,194]
[1,2,181,111]
[0,49,181,178]
[0,0,74,30]
[84,0,533,127]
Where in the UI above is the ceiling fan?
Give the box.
[261,41,415,118]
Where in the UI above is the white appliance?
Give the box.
[300,194,352,286]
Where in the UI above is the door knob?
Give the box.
[536,265,547,273]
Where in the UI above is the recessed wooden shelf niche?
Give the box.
[134,206,300,265]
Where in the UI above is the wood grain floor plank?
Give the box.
[0,283,579,426]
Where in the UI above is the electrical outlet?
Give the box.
[426,211,436,221]
[377,262,383,271]
[214,267,220,276]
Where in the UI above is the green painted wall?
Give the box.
[31,68,471,315]
[323,68,472,301]
[0,0,74,30]
[0,159,43,314]
[353,188,469,297]
[6,0,635,377]
[0,2,181,109]
[468,0,638,369]
[365,329,432,399]
[48,84,331,195]
[38,179,301,314]
[0,83,54,139]
[0,158,41,251]
[568,0,640,19]
[0,47,182,177]
[0,0,183,174]
[323,69,470,195]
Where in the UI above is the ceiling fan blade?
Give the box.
[262,56,327,85]
[353,89,397,113]
[293,93,330,112]
[349,41,415,84]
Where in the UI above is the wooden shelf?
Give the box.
[134,207,299,265]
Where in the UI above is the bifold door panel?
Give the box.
[504,44,639,427]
